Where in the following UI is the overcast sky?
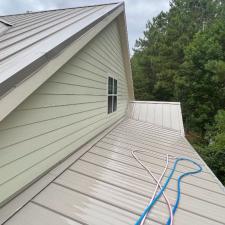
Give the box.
[0,0,170,53]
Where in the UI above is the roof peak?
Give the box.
[0,1,122,18]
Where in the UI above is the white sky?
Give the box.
[0,0,170,53]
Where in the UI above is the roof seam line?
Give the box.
[30,201,87,225]
[69,168,225,210]
[79,157,224,196]
[52,181,162,225]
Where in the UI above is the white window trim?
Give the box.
[107,75,117,114]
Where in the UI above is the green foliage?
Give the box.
[195,110,225,185]
[177,19,225,133]
[131,0,225,184]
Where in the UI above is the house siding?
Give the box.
[0,20,129,205]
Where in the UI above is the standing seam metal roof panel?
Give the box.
[3,118,225,225]
[0,2,123,97]
[128,101,185,136]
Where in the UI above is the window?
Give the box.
[108,77,117,114]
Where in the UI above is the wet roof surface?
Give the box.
[5,118,225,225]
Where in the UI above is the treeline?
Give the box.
[131,0,225,184]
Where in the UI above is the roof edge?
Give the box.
[130,100,181,105]
[0,1,122,17]
[116,11,134,100]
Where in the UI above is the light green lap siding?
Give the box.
[0,21,129,205]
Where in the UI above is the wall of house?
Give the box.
[0,20,129,205]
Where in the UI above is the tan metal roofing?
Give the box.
[4,118,225,225]
[128,101,185,136]
[0,2,122,97]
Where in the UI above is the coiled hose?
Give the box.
[134,156,202,225]
[132,150,174,225]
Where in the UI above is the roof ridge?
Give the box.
[0,1,122,18]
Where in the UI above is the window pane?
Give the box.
[108,77,113,94]
[114,79,117,94]
[108,96,113,114]
[113,96,117,112]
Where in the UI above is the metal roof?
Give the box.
[4,117,225,225]
[0,2,123,97]
[128,101,185,136]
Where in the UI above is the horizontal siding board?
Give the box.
[48,71,106,88]
[99,35,124,69]
[17,95,107,109]
[69,57,107,78]
[83,50,126,83]
[78,51,127,84]
[0,102,106,130]
[61,64,106,83]
[94,36,125,73]
[87,45,125,76]
[99,26,124,61]
[84,22,125,72]
[35,82,107,95]
[0,107,107,149]
[105,23,121,52]
[0,20,129,205]
[68,56,128,89]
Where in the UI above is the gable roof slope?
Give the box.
[0,2,123,97]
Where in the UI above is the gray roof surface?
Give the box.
[0,2,122,97]
[4,118,225,225]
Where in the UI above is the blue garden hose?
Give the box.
[135,157,202,225]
